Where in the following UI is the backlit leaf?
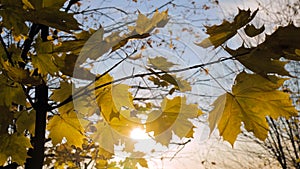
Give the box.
[226,25,300,77]
[93,74,135,121]
[209,72,297,145]
[244,24,265,37]
[47,111,85,147]
[225,46,290,77]
[145,96,202,146]
[0,0,79,35]
[51,82,98,117]
[54,53,95,80]
[121,152,148,169]
[92,113,141,153]
[0,0,28,35]
[196,9,258,48]
[148,56,176,71]
[129,10,169,35]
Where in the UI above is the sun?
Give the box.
[130,128,149,139]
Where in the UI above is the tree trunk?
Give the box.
[25,84,48,169]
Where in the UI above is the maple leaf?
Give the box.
[51,82,98,117]
[129,10,169,35]
[226,25,300,77]
[47,111,85,147]
[0,106,14,134]
[71,11,167,65]
[0,75,26,106]
[54,53,95,80]
[96,161,120,169]
[25,9,79,33]
[145,96,202,146]
[41,0,67,9]
[93,74,135,121]
[244,24,265,37]
[121,152,148,169]
[148,71,191,92]
[77,30,149,64]
[1,60,41,85]
[148,56,176,71]
[0,0,79,35]
[92,113,141,153]
[225,46,290,77]
[0,0,28,35]
[0,133,32,166]
[209,72,297,145]
[14,110,36,135]
[33,40,59,75]
[196,8,258,48]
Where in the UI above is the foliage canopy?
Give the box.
[0,0,299,168]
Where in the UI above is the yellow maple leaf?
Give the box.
[209,72,297,146]
[129,10,169,35]
[51,81,98,117]
[47,111,85,147]
[93,74,135,121]
[121,152,148,169]
[92,113,141,153]
[145,96,202,146]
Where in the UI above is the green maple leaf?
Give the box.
[145,96,202,146]
[0,133,32,166]
[196,8,258,48]
[209,72,297,145]
[47,111,85,147]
